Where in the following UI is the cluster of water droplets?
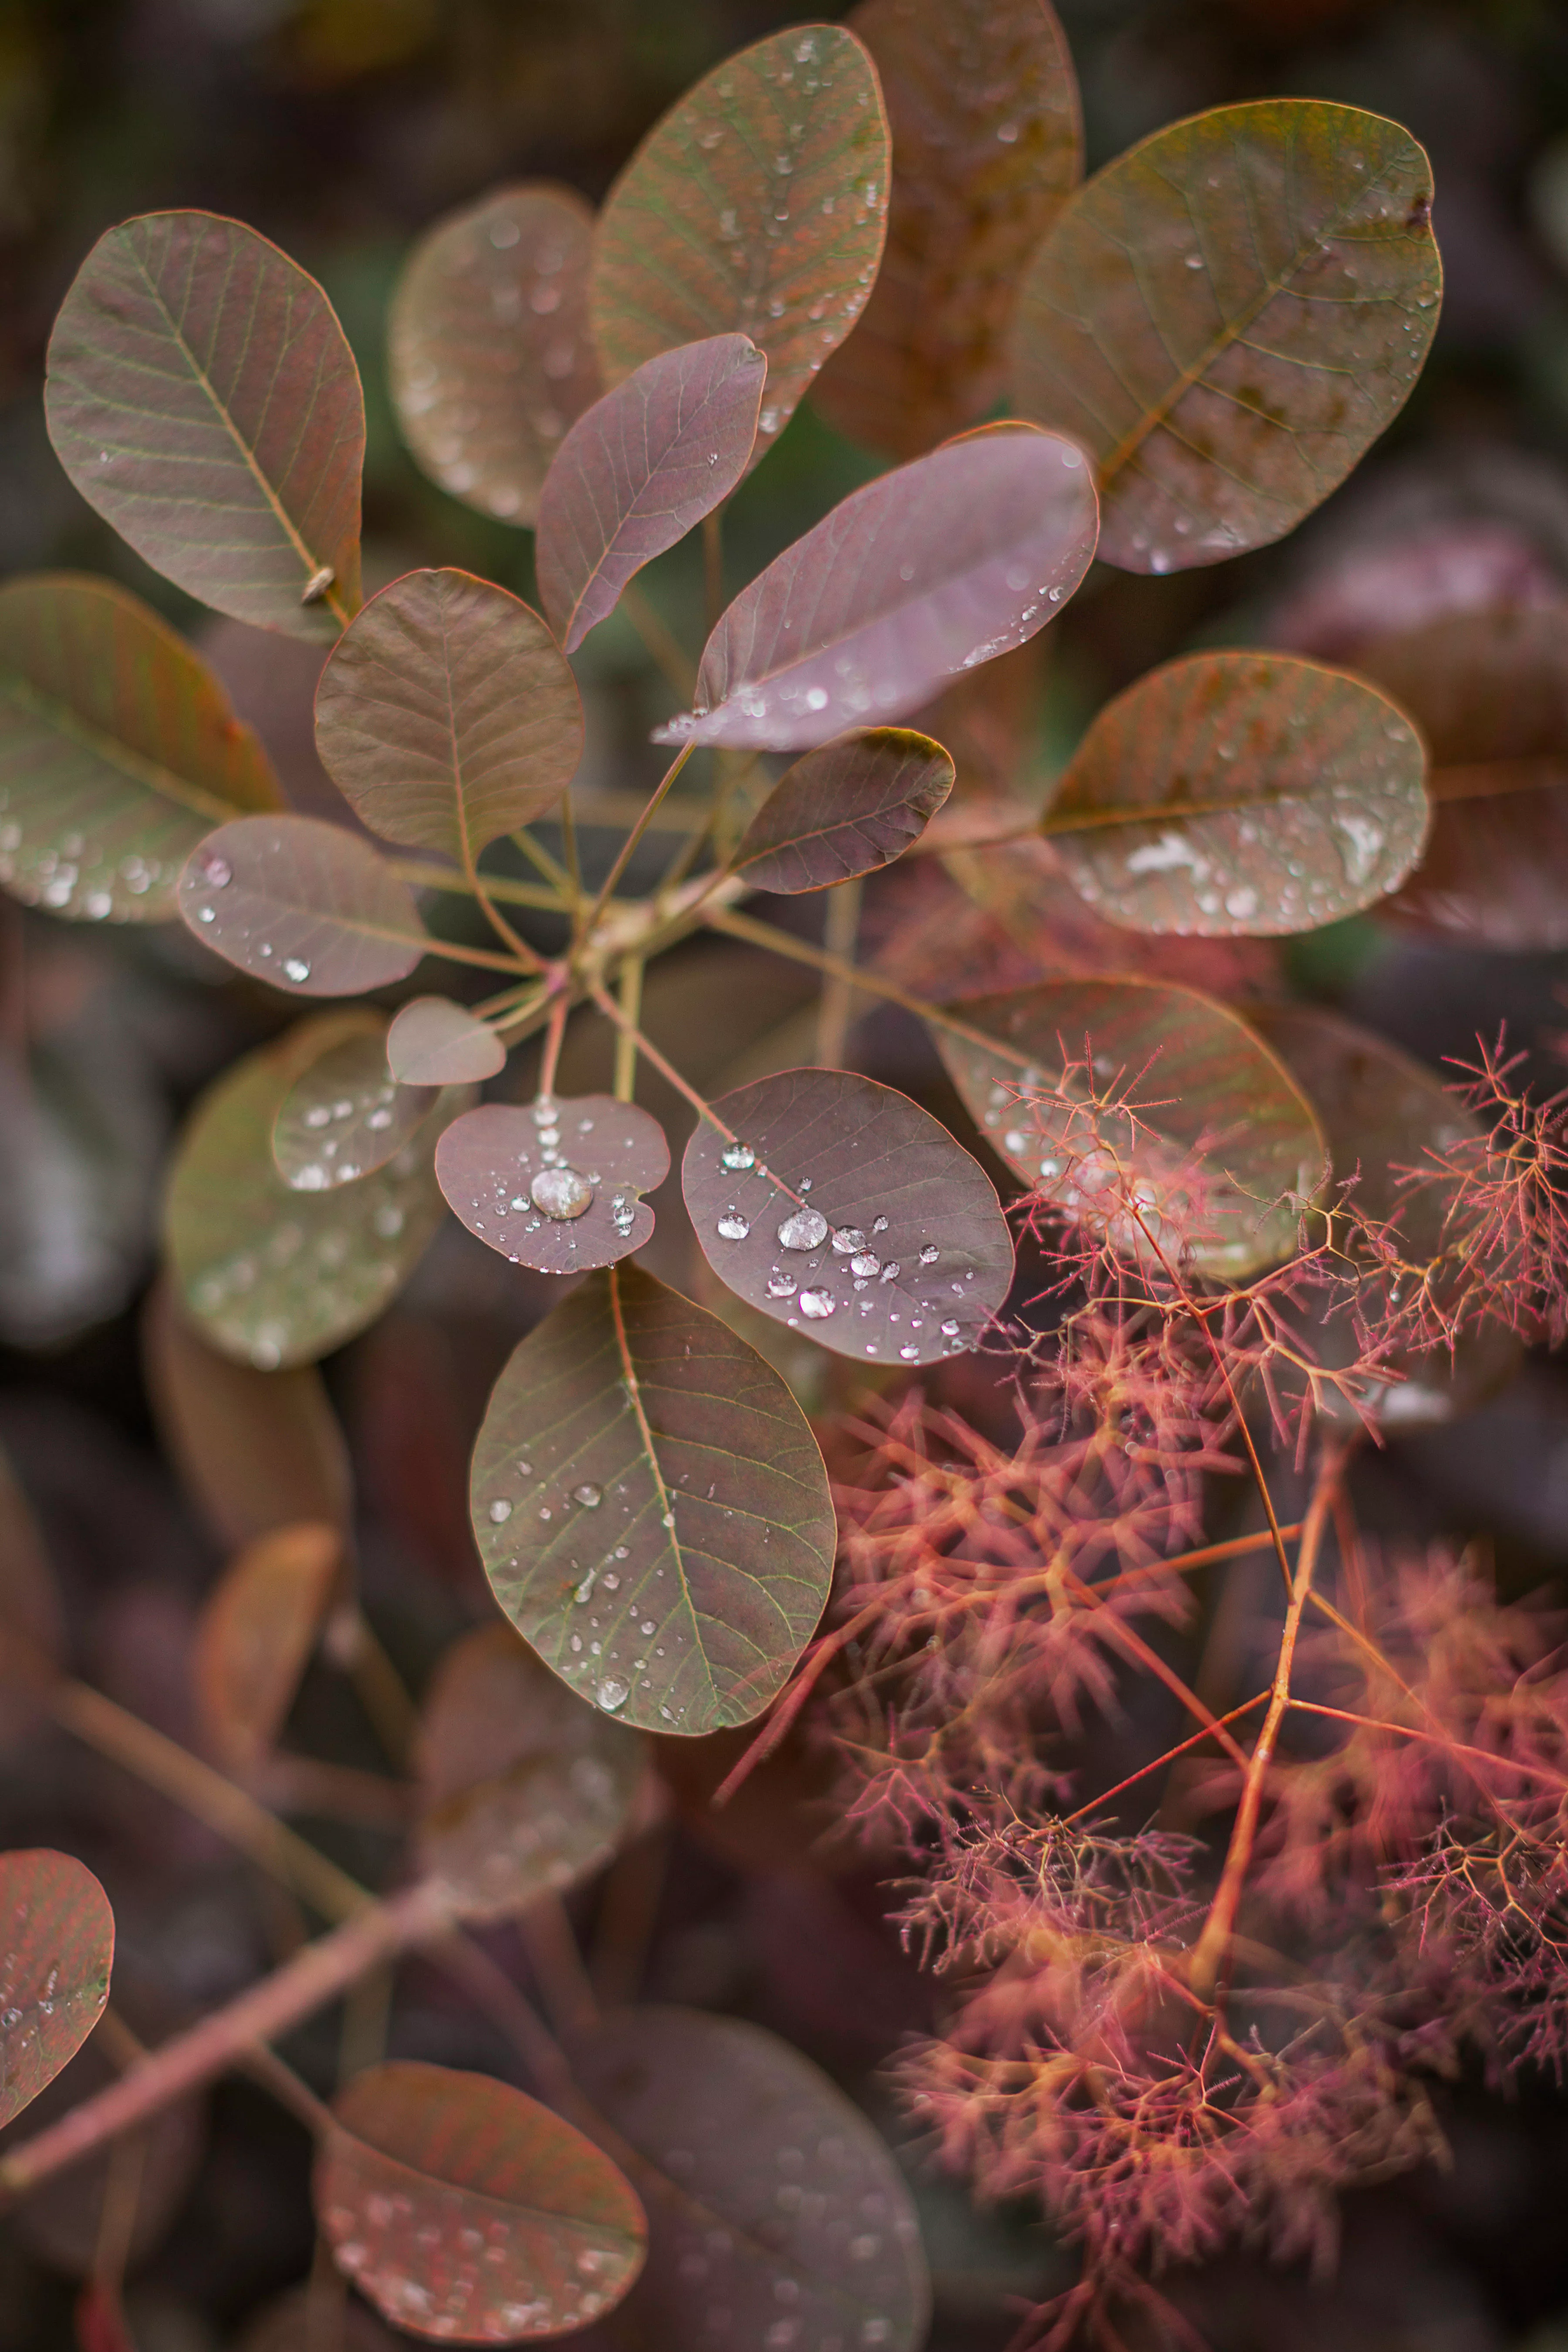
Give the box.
[0,788,178,921]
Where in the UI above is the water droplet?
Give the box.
[831,1228,866,1254]
[596,1676,629,1712]
[767,1273,798,1298]
[778,1207,828,1250]
[720,1142,756,1171]
[282,957,311,983]
[850,1252,880,1278]
[918,1244,939,1265]
[199,850,233,889]
[488,1499,513,1524]
[574,1484,602,1509]
[899,1344,919,1360]
[532,1166,594,1220]
[940,1319,961,1338]
[717,1212,751,1241]
[798,1288,835,1320]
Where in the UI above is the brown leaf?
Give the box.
[436,1096,669,1275]
[179,815,429,997]
[733,727,953,891]
[0,1850,114,2127]
[192,1522,344,1775]
[388,997,507,1086]
[273,1017,438,1191]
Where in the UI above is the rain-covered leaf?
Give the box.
[813,0,1081,458]
[389,184,602,528]
[273,1016,436,1190]
[164,1017,452,1369]
[575,2007,929,2351]
[683,1068,1013,1363]
[935,979,1323,1278]
[733,727,953,891]
[179,815,428,996]
[436,1095,669,1275]
[388,996,506,1086]
[314,570,583,859]
[193,1522,343,1775]
[413,1624,643,1923]
[655,426,1096,750]
[470,1263,835,1736]
[0,1850,113,2128]
[45,212,364,638]
[1011,101,1442,573]
[1045,651,1429,934]
[536,335,766,653]
[590,25,890,464]
[0,574,282,926]
[317,2060,645,2341]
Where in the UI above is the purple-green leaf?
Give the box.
[388,996,506,1085]
[272,1016,437,1190]
[733,727,954,891]
[436,1096,670,1274]
[178,815,428,996]
[0,1850,114,2129]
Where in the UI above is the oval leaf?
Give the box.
[314,570,583,859]
[537,335,767,653]
[683,1068,1013,1363]
[470,1263,835,1736]
[1046,652,1430,935]
[273,1018,437,1190]
[814,0,1082,457]
[733,726,954,891]
[193,1522,342,1775]
[45,212,364,638]
[436,1095,669,1275]
[389,184,602,527]
[656,426,1097,750]
[0,1850,113,2128]
[413,1624,643,1923]
[318,2060,645,2341]
[1011,101,1442,573]
[179,814,428,996]
[590,26,890,462]
[388,996,507,1086]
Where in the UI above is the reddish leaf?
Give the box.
[179,815,428,996]
[45,212,364,638]
[273,1018,437,1191]
[733,727,954,891]
[654,426,1097,750]
[316,2060,645,2341]
[193,1522,344,1775]
[436,1095,669,1275]
[314,570,583,859]
[537,335,766,652]
[0,1850,113,2127]
[388,997,507,1086]
[389,184,602,528]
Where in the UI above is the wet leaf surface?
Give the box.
[1046,651,1429,934]
[655,426,1097,750]
[388,997,507,1086]
[178,814,429,996]
[193,1522,343,1774]
[470,1263,835,1736]
[683,1068,1014,1364]
[814,0,1081,458]
[1011,101,1441,573]
[274,1018,436,1191]
[317,2059,645,2341]
[314,570,583,859]
[389,184,602,528]
[436,1095,669,1276]
[590,26,889,465]
[46,211,364,637]
[0,1850,113,2128]
[733,728,953,891]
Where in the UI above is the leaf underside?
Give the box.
[734,727,954,892]
[179,814,429,997]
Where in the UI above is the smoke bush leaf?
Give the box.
[436,1096,670,1275]
[536,335,767,652]
[387,997,506,1086]
[683,1068,1013,1363]
[1046,652,1430,935]
[0,1850,114,2128]
[590,25,889,465]
[654,425,1097,750]
[470,1263,835,1737]
[1011,101,1442,573]
[389,183,602,528]
[179,815,429,996]
[814,0,1081,458]
[733,727,954,891]
[273,1017,436,1191]
[192,1522,343,1776]
[317,2061,645,2341]
[313,569,583,859]
[45,212,364,638]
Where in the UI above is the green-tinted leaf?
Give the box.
[193,1522,343,1775]
[590,26,890,462]
[0,1850,113,2128]
[388,996,506,1085]
[389,184,602,527]
[317,2061,645,2341]
[1011,101,1441,573]
[179,815,428,996]
[1045,651,1429,935]
[733,727,953,891]
[0,574,283,926]
[470,1263,835,1737]
[436,1095,670,1274]
[314,570,583,859]
[273,1017,436,1190]
[814,0,1081,457]
[46,212,364,638]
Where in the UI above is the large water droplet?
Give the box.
[596,1676,629,1712]
[778,1206,828,1250]
[574,1483,602,1508]
[283,957,311,983]
[532,1166,594,1220]
[918,1244,939,1265]
[717,1212,751,1241]
[720,1142,756,1171]
[767,1274,798,1298]
[799,1288,835,1320]
[831,1227,866,1254]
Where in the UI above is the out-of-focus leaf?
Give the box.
[733,727,953,891]
[73,2281,132,2352]
[683,1068,1013,1363]
[45,212,364,639]
[387,997,506,1085]
[317,2060,645,2340]
[1011,101,1441,574]
[0,574,281,926]
[436,1095,669,1275]
[163,1017,451,1369]
[0,1447,65,1749]
[389,184,602,527]
[236,2288,401,2352]
[576,2006,929,2351]
[590,26,889,464]
[273,1017,436,1191]
[0,1850,113,2127]
[935,980,1323,1278]
[814,0,1081,457]
[536,335,766,652]
[413,1624,643,1923]
[314,570,583,859]
[470,1263,834,1736]
[192,1522,343,1775]
[1045,651,1429,934]
[178,815,428,996]
[655,426,1096,750]
[14,2039,203,2279]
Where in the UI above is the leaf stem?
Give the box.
[613,960,642,1102]
[394,858,560,912]
[814,879,863,1068]
[539,992,571,1100]
[580,741,696,942]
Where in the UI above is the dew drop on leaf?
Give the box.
[799,1288,836,1319]
[532,1166,595,1220]
[778,1207,829,1250]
